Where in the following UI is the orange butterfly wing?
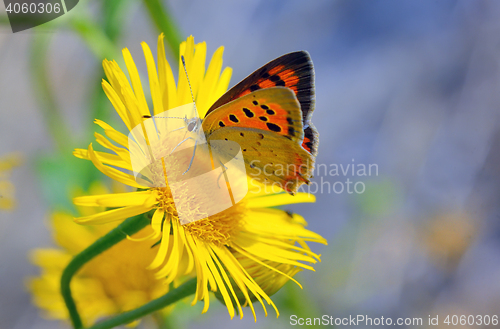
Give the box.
[203,88,312,194]
[205,51,318,156]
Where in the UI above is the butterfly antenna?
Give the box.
[181,55,198,117]
[142,115,184,120]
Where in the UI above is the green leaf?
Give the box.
[142,0,183,59]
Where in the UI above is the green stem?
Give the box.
[70,16,118,60]
[60,214,150,329]
[102,0,133,43]
[142,0,183,59]
[30,34,72,151]
[88,278,197,329]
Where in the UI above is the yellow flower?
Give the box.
[27,183,170,327]
[73,34,327,320]
[0,153,21,210]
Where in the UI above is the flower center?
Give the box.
[145,120,247,245]
[155,186,178,217]
[184,201,246,245]
[155,186,246,246]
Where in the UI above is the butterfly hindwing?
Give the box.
[303,123,318,157]
[207,127,313,194]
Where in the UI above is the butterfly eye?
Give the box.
[187,121,197,132]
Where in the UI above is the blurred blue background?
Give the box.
[1,0,500,328]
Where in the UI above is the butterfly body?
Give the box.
[201,51,318,194]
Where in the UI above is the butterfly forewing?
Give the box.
[206,51,318,157]
[206,51,315,124]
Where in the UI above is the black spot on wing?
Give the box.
[250,85,260,92]
[243,108,254,117]
[303,124,318,156]
[266,122,281,132]
[229,114,239,123]
[270,75,280,82]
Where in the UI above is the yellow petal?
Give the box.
[157,33,177,110]
[0,153,22,171]
[148,218,172,269]
[74,190,154,208]
[190,41,207,102]
[212,244,275,319]
[208,246,245,318]
[150,208,165,239]
[211,66,232,107]
[177,36,195,105]
[122,48,150,116]
[234,235,316,270]
[102,79,134,132]
[94,132,130,160]
[246,192,315,208]
[73,149,132,171]
[74,204,153,225]
[87,143,144,189]
[197,46,224,116]
[201,242,236,319]
[141,42,164,115]
[94,119,129,148]
[245,209,327,243]
[155,219,182,283]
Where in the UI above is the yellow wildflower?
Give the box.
[27,183,170,327]
[73,34,326,320]
[0,153,21,210]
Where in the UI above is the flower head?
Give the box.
[73,34,326,320]
[0,153,21,210]
[27,183,170,327]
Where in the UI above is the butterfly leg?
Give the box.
[169,126,187,133]
[182,139,198,175]
[216,160,228,189]
[169,136,194,155]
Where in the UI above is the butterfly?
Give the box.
[146,51,317,195]
[200,51,318,195]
